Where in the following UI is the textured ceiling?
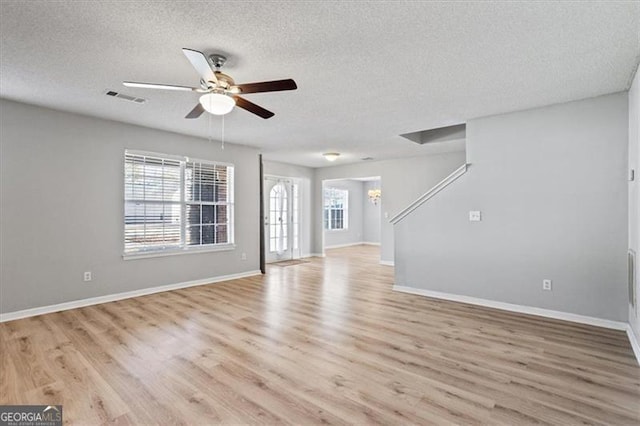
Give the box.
[1,1,639,167]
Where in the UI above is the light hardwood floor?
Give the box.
[1,245,639,424]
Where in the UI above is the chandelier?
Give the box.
[368,188,381,205]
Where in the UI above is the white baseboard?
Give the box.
[302,253,325,258]
[393,285,628,331]
[0,270,262,323]
[380,260,395,266]
[324,242,368,249]
[627,325,640,365]
[363,242,381,246]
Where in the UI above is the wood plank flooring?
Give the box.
[1,245,639,424]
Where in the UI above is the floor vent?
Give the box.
[104,90,147,104]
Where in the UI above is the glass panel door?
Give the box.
[264,177,299,263]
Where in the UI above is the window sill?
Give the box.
[325,229,349,233]
[123,244,236,260]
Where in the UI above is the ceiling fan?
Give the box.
[123,48,297,119]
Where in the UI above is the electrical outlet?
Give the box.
[542,279,552,291]
[83,271,92,282]
[469,211,482,222]
[241,252,247,261]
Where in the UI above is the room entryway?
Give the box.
[264,176,300,263]
[321,176,382,255]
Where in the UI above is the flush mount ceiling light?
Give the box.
[323,152,340,162]
[199,92,236,115]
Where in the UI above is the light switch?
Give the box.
[469,211,482,222]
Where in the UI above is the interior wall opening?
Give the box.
[321,176,382,256]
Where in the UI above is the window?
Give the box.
[124,150,234,257]
[323,187,348,230]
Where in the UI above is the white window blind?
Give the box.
[185,160,234,247]
[124,151,234,256]
[323,188,348,230]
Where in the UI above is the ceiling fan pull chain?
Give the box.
[221,115,225,150]
[208,110,212,144]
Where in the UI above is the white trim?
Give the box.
[125,148,235,168]
[627,325,640,365]
[123,244,236,260]
[392,285,628,330]
[324,242,368,249]
[302,253,325,258]
[264,174,295,183]
[380,260,395,266]
[363,242,381,246]
[0,270,261,323]
[390,163,468,225]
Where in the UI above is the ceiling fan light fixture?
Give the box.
[124,49,296,119]
[199,93,236,115]
[323,152,340,162]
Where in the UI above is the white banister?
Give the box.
[389,163,469,225]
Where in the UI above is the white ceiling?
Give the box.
[1,1,639,168]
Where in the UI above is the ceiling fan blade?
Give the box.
[233,96,275,119]
[185,103,205,119]
[234,79,297,94]
[182,48,218,85]
[123,81,198,92]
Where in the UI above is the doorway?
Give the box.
[321,176,381,256]
[264,176,300,263]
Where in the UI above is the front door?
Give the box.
[264,177,299,263]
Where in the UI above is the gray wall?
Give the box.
[1,99,260,313]
[314,152,466,262]
[263,160,314,257]
[363,180,381,244]
[323,179,364,248]
[395,93,628,321]
[629,70,640,338]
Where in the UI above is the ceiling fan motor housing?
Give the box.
[214,72,235,90]
[208,54,227,69]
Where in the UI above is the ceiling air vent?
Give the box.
[400,123,465,145]
[104,90,147,104]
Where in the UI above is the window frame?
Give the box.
[123,149,235,260]
[323,187,349,231]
